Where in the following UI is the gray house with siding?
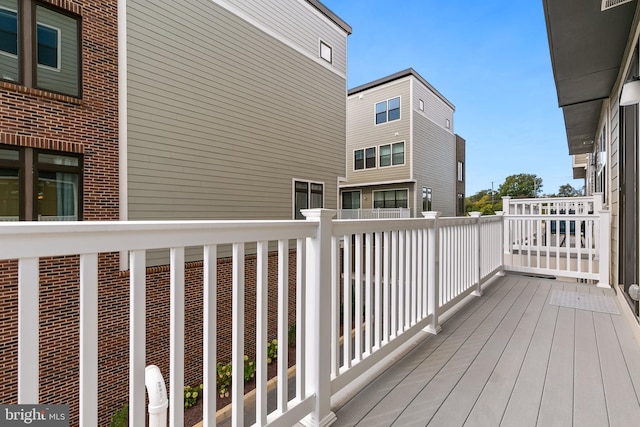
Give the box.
[340,68,460,217]
[121,0,351,229]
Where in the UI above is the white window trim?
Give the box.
[341,189,361,209]
[374,96,402,125]
[419,99,424,111]
[353,146,377,171]
[319,39,332,64]
[372,187,409,209]
[378,140,406,168]
[292,178,325,219]
[36,21,62,72]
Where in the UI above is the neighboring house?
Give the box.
[340,68,461,218]
[456,134,466,216]
[543,0,639,318]
[0,0,350,424]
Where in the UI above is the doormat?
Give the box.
[549,289,620,315]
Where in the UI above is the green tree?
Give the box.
[465,190,501,215]
[557,183,583,197]
[498,174,542,198]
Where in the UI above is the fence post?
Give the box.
[494,211,506,275]
[301,209,336,426]
[502,197,511,257]
[597,209,610,288]
[469,212,482,296]
[422,211,441,335]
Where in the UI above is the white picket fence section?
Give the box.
[502,194,610,285]
[0,203,608,426]
[336,208,411,219]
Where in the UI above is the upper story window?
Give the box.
[446,118,451,129]
[319,40,332,63]
[419,99,424,111]
[375,97,400,124]
[0,1,81,97]
[457,161,464,181]
[354,147,376,170]
[0,144,83,221]
[294,180,323,219]
[379,142,404,167]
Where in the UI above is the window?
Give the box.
[373,189,408,209]
[457,161,464,181]
[320,40,332,63]
[419,99,424,111]
[354,147,376,170]
[375,97,400,124]
[0,1,81,97]
[341,191,360,209]
[446,119,451,129]
[422,187,432,211]
[380,142,404,167]
[0,145,82,221]
[458,193,465,215]
[294,180,323,219]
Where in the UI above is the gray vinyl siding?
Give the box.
[413,112,456,217]
[609,97,620,286]
[346,78,411,184]
[413,76,454,132]
[222,0,347,75]
[126,0,346,263]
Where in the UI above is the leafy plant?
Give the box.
[216,362,232,398]
[109,404,128,427]
[267,339,278,364]
[184,383,203,409]
[288,324,296,347]
[244,355,256,381]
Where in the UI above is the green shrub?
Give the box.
[267,339,278,364]
[216,362,232,398]
[184,384,203,409]
[288,324,296,347]
[109,404,128,427]
[244,355,256,382]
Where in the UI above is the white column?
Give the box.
[597,209,611,288]
[469,212,483,296]
[502,197,512,257]
[494,211,506,275]
[422,212,441,335]
[301,209,337,427]
[18,257,39,404]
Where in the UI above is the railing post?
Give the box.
[422,211,441,335]
[494,211,506,275]
[502,197,511,257]
[469,212,482,296]
[301,208,337,427]
[597,209,610,288]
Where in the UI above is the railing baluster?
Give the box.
[79,253,98,425]
[277,239,289,411]
[203,245,216,426]
[256,241,268,426]
[298,238,307,395]
[330,236,339,378]
[18,257,39,404]
[343,234,352,368]
[231,243,245,427]
[365,233,372,355]
[354,233,363,361]
[390,231,398,338]
[374,231,382,349]
[383,231,390,344]
[404,230,411,330]
[129,250,146,427]
[170,247,185,426]
[398,231,405,333]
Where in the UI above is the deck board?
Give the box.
[332,274,640,427]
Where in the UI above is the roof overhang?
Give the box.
[543,0,638,155]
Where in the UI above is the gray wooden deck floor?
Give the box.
[333,274,640,427]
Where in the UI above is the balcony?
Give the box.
[0,195,637,426]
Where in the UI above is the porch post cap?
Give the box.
[469,212,482,218]
[300,208,337,220]
[422,211,440,219]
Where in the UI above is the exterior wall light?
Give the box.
[620,77,640,106]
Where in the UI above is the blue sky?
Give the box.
[321,0,585,196]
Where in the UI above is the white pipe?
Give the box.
[145,365,168,427]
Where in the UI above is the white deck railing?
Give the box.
[336,208,411,219]
[0,205,607,426]
[502,194,610,285]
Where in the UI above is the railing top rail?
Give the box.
[504,196,595,203]
[503,213,603,220]
[0,220,318,260]
[332,217,434,235]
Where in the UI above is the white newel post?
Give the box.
[502,197,511,256]
[422,211,441,335]
[469,212,482,296]
[301,209,337,427]
[597,209,611,288]
[593,193,603,253]
[494,211,506,275]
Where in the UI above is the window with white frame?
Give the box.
[341,191,360,209]
[354,147,376,170]
[373,189,408,209]
[375,97,400,124]
[294,180,323,219]
[446,119,451,129]
[457,161,464,181]
[319,40,332,63]
[422,187,432,211]
[379,142,404,167]
[419,99,424,111]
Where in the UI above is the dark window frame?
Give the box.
[354,147,377,170]
[294,180,324,219]
[373,189,408,209]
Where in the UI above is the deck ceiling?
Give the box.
[543,0,638,154]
